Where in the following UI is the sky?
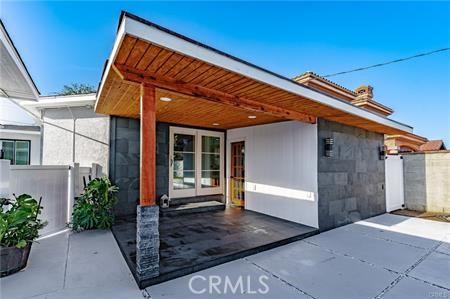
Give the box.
[2,1,449,143]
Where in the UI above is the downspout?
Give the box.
[66,106,76,163]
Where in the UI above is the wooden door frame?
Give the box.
[226,137,246,208]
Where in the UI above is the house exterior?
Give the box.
[0,19,41,165]
[93,12,417,285]
[22,94,110,173]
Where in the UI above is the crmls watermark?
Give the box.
[188,274,270,295]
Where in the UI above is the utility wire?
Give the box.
[323,47,450,78]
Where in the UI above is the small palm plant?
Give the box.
[71,176,118,232]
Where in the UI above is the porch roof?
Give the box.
[95,11,413,134]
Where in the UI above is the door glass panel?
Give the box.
[173,133,195,190]
[174,134,195,152]
[15,141,30,165]
[201,153,220,170]
[201,136,221,188]
[201,171,220,188]
[173,170,195,189]
[0,140,15,163]
[202,136,220,153]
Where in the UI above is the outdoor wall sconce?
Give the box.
[379,145,386,160]
[324,137,334,157]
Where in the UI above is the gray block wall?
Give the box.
[403,152,450,213]
[109,117,140,217]
[109,117,169,216]
[317,119,386,232]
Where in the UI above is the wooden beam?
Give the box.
[114,63,316,124]
[140,83,156,206]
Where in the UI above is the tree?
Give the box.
[59,83,96,95]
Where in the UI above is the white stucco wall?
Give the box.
[0,130,41,165]
[42,106,110,174]
[227,121,319,228]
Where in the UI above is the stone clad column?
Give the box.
[136,83,159,281]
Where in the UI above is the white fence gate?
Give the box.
[385,155,405,212]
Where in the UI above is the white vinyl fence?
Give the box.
[1,160,102,236]
[385,155,405,212]
[10,165,73,236]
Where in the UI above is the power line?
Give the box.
[323,47,450,78]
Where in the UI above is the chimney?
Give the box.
[355,85,373,100]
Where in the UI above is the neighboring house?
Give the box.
[95,12,417,287]
[295,72,447,155]
[0,20,109,171]
[385,136,446,154]
[22,94,110,173]
[419,139,446,151]
[0,19,41,165]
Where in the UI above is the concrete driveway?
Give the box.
[1,214,449,299]
[147,214,450,299]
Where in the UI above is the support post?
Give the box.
[140,83,156,206]
[136,83,160,282]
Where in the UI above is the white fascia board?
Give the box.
[23,94,96,109]
[0,129,41,135]
[0,24,39,100]
[94,19,127,112]
[123,16,412,134]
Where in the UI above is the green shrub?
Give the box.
[71,177,118,232]
[0,194,47,248]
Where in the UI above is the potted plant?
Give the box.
[0,194,46,277]
[72,176,118,232]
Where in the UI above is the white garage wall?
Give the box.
[227,121,318,228]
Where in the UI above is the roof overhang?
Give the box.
[0,20,39,101]
[23,93,96,109]
[96,12,413,134]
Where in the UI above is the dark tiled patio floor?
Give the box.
[111,207,318,287]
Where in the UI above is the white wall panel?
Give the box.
[227,121,318,228]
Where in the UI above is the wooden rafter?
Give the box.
[113,63,317,124]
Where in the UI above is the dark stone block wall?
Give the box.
[110,117,140,217]
[109,117,169,217]
[317,119,386,232]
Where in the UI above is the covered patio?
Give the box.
[111,207,317,287]
[95,11,412,287]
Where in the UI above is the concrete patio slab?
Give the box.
[361,214,450,242]
[436,235,450,255]
[0,230,142,299]
[0,232,69,299]
[342,221,442,250]
[2,214,449,299]
[147,259,311,299]
[245,241,398,299]
[305,227,427,272]
[381,277,449,299]
[408,251,450,289]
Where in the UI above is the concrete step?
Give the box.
[160,201,225,217]
[169,195,224,206]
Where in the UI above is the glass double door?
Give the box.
[169,127,224,198]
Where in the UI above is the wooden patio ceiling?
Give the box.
[95,12,412,134]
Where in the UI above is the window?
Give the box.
[0,139,30,165]
[169,127,224,198]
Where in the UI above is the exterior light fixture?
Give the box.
[248,115,256,119]
[160,97,172,102]
[212,123,220,126]
[379,145,386,160]
[324,137,334,157]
